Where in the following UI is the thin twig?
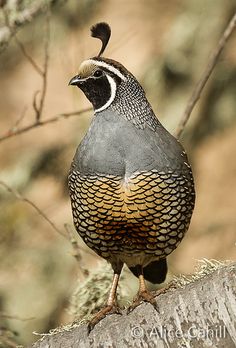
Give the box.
[175,11,236,139]
[0,312,34,322]
[0,8,92,143]
[33,90,40,115]
[3,7,44,76]
[14,35,43,76]
[0,107,92,142]
[9,106,28,133]
[35,11,50,122]
[4,7,50,121]
[64,223,92,273]
[64,223,95,259]
[0,180,97,259]
[0,180,67,239]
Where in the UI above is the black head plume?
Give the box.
[90,22,111,57]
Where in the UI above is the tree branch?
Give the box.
[0,107,92,142]
[0,180,97,259]
[14,34,44,75]
[0,312,34,321]
[34,10,50,122]
[175,11,236,139]
[31,262,236,348]
[0,180,67,239]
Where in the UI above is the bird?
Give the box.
[68,22,195,329]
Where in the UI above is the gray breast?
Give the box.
[71,109,188,178]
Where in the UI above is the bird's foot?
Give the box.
[88,304,122,333]
[154,280,177,297]
[127,290,157,313]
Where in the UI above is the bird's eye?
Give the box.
[93,69,103,78]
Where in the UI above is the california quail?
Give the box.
[68,23,195,328]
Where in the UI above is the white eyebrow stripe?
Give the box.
[94,75,117,113]
[88,59,127,81]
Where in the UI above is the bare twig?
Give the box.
[14,35,43,75]
[64,223,82,263]
[3,5,49,128]
[0,312,34,322]
[0,180,97,259]
[34,11,50,122]
[175,11,236,139]
[64,223,91,275]
[0,107,92,142]
[3,7,44,77]
[0,8,92,143]
[64,223,94,260]
[9,106,28,133]
[0,180,67,239]
[32,90,41,115]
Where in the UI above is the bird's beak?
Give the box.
[68,75,81,86]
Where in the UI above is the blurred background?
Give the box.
[0,0,235,346]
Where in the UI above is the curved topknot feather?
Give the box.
[90,22,111,57]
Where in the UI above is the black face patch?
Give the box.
[78,75,112,110]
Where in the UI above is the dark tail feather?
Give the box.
[129,258,168,284]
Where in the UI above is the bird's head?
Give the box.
[69,23,138,113]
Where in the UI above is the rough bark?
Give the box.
[31,262,236,348]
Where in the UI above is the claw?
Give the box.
[154,280,177,297]
[88,304,122,333]
[127,290,158,313]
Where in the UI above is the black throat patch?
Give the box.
[78,75,112,111]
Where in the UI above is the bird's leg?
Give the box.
[128,265,157,312]
[88,263,123,332]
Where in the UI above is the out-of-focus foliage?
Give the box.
[0,0,235,346]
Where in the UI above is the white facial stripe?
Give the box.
[88,59,126,81]
[95,75,117,113]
